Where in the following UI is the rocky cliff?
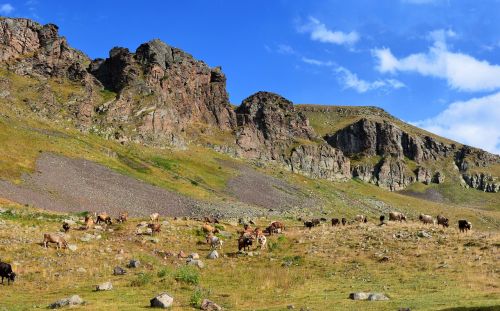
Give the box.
[235,92,350,180]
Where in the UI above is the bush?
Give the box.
[175,266,200,285]
[190,287,203,307]
[130,273,152,287]
[157,268,169,278]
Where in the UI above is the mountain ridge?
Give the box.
[0,17,498,194]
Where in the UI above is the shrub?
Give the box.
[175,266,200,285]
[157,268,169,278]
[130,273,152,287]
[190,287,203,307]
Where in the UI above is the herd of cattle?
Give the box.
[0,210,474,286]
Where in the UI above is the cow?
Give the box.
[83,215,94,230]
[379,215,385,225]
[96,213,112,225]
[43,233,68,249]
[148,223,162,236]
[311,219,321,226]
[458,220,472,233]
[0,262,16,285]
[419,214,434,225]
[331,218,340,226]
[116,212,129,223]
[257,234,267,250]
[150,213,160,223]
[206,234,223,250]
[437,215,449,228]
[355,215,367,223]
[202,223,219,235]
[389,212,407,222]
[238,235,253,251]
[341,218,347,226]
[62,222,70,233]
[266,221,285,235]
[320,217,327,222]
[304,221,314,230]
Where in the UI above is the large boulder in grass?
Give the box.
[150,292,174,308]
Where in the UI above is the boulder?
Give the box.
[113,266,126,275]
[207,250,219,259]
[201,299,222,311]
[186,259,205,269]
[49,295,84,309]
[368,293,389,301]
[150,292,174,308]
[95,281,113,291]
[128,260,140,268]
[349,292,370,300]
[188,253,200,260]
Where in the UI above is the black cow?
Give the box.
[304,221,314,230]
[331,218,340,226]
[341,218,347,226]
[0,262,16,285]
[379,215,385,225]
[238,236,253,251]
[458,220,472,233]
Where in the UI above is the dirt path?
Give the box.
[0,153,201,216]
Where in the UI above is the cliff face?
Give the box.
[89,39,236,146]
[234,92,351,180]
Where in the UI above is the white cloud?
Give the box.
[301,57,334,67]
[373,29,500,92]
[276,44,296,55]
[336,66,405,93]
[0,3,14,14]
[413,92,500,155]
[299,17,359,46]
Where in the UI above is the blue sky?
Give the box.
[1,0,500,154]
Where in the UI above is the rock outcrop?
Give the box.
[289,144,350,181]
[235,91,315,160]
[325,118,455,163]
[0,18,90,80]
[462,173,499,192]
[89,39,236,146]
[235,92,350,180]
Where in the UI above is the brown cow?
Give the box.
[148,223,162,235]
[419,214,434,225]
[437,215,449,228]
[267,221,285,235]
[389,212,407,222]
[96,213,112,225]
[116,212,129,223]
[43,233,68,249]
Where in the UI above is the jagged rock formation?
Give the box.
[235,92,350,180]
[462,173,499,192]
[0,18,90,80]
[89,39,235,146]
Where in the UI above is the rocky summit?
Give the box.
[0,17,498,193]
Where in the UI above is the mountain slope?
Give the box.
[0,17,498,221]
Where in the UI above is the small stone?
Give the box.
[201,298,222,311]
[95,281,113,291]
[417,231,432,238]
[49,295,84,309]
[178,251,187,258]
[113,266,126,275]
[186,259,205,269]
[76,267,87,273]
[368,293,389,301]
[207,250,219,259]
[128,260,140,268]
[150,292,174,308]
[67,244,77,251]
[349,292,369,300]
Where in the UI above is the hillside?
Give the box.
[0,16,499,311]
